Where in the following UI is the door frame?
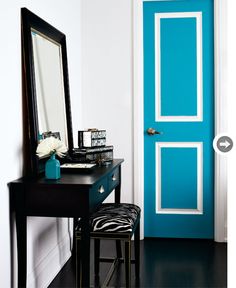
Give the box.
[133,0,227,242]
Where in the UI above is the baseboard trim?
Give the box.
[27,234,71,288]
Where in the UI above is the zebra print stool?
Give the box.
[75,203,141,287]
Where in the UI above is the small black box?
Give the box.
[78,129,106,148]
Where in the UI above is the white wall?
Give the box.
[227,1,236,287]
[0,1,81,287]
[80,0,133,203]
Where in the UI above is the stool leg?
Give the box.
[94,239,100,276]
[116,239,122,259]
[76,237,81,288]
[134,222,140,278]
[124,240,131,288]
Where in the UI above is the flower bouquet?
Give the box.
[36,136,68,158]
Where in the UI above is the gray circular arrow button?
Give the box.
[216,136,233,153]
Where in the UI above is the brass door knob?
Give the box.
[147,128,163,135]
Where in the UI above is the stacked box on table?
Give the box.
[78,130,106,148]
[73,145,113,163]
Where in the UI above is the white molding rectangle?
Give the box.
[155,12,203,122]
[155,142,203,214]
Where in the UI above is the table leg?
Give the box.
[71,217,77,264]
[115,166,121,204]
[15,211,27,288]
[80,215,90,288]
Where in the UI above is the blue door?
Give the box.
[144,0,214,238]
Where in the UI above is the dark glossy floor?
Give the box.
[48,238,227,288]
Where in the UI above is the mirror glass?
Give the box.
[31,29,68,148]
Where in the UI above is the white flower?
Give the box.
[36,136,68,158]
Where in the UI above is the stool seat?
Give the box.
[89,203,141,233]
[75,203,141,287]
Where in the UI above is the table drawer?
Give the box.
[90,177,109,209]
[108,167,120,191]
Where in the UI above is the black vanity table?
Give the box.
[9,159,123,288]
[15,8,123,287]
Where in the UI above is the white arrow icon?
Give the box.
[213,134,233,154]
[219,140,231,149]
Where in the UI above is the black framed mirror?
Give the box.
[21,8,74,175]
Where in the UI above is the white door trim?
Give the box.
[155,11,203,122]
[133,0,227,242]
[155,142,203,215]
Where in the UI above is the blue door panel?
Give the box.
[161,17,197,116]
[161,147,198,209]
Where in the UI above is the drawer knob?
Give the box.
[112,174,117,181]
[98,185,105,193]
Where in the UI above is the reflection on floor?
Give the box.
[48,238,227,288]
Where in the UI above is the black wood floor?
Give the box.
[48,238,227,288]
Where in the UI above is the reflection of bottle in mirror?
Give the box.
[45,153,60,179]
[38,133,43,143]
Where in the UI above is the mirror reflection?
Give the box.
[31,29,68,151]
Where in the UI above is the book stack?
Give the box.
[76,129,113,163]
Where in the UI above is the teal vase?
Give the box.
[45,153,61,179]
